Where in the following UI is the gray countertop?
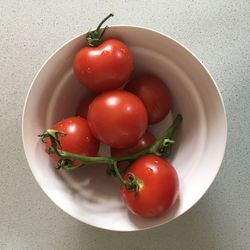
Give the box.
[0,1,249,249]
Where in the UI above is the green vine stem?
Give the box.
[86,13,114,47]
[38,114,183,194]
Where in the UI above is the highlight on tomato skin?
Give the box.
[45,116,100,163]
[87,90,148,148]
[125,75,172,124]
[120,155,179,218]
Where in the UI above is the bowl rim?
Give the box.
[22,24,227,232]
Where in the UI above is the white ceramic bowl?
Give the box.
[22,26,227,231]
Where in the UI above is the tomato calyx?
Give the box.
[56,158,79,171]
[158,138,175,155]
[86,13,114,47]
[38,114,182,195]
[111,162,141,196]
[38,129,66,144]
[125,173,142,197]
[38,129,66,155]
[149,114,183,157]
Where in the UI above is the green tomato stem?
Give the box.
[38,114,183,195]
[112,162,140,195]
[96,13,114,32]
[86,13,114,47]
[149,113,183,154]
[39,114,182,167]
[112,161,125,184]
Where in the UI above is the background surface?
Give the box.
[0,1,249,249]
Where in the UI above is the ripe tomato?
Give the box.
[120,155,179,218]
[46,117,99,160]
[125,75,172,124]
[76,93,96,118]
[110,131,156,157]
[111,131,156,173]
[87,90,148,148]
[73,39,133,92]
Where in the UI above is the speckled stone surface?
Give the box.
[0,0,249,249]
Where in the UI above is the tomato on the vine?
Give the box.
[125,75,172,124]
[120,155,179,218]
[46,117,99,160]
[87,90,148,148]
[38,13,183,220]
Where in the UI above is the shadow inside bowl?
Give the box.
[56,164,125,213]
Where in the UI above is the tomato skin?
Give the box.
[76,94,96,118]
[110,131,156,157]
[111,131,156,172]
[125,75,172,124]
[87,90,148,148]
[120,155,179,218]
[46,117,99,159]
[73,39,133,92]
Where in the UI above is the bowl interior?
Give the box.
[22,26,227,231]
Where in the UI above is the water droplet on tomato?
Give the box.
[87,67,93,74]
[102,50,109,56]
[120,48,126,54]
[146,167,153,174]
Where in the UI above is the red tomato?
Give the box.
[87,90,148,148]
[120,155,179,218]
[73,39,133,92]
[125,75,172,124]
[111,131,156,173]
[76,93,96,118]
[110,131,156,157]
[46,117,99,160]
